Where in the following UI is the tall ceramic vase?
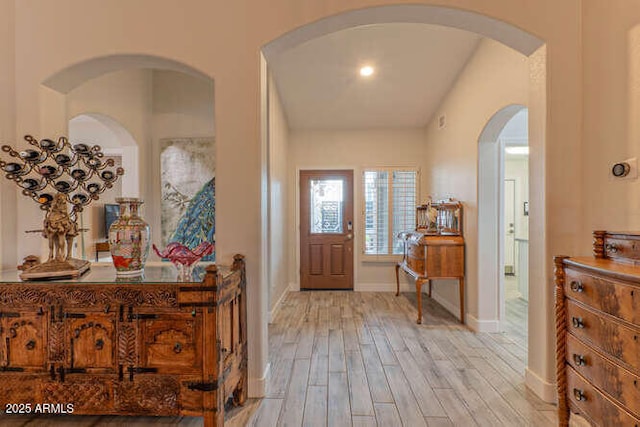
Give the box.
[108,197,150,276]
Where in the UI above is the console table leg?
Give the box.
[459,277,465,324]
[395,263,400,296]
[416,279,425,324]
[428,279,432,298]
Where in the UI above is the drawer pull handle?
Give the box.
[573,354,587,366]
[173,342,182,354]
[572,317,585,328]
[573,388,587,401]
[606,243,619,253]
[95,339,104,350]
[25,340,36,350]
[570,281,584,293]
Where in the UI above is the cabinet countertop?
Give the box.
[0,262,226,284]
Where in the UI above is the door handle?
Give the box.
[345,233,353,240]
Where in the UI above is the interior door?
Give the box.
[504,179,516,275]
[300,170,354,290]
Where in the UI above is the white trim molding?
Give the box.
[248,362,271,398]
[525,367,556,403]
[269,283,291,323]
[465,313,500,333]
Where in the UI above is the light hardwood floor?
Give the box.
[247,290,554,427]
[0,289,553,426]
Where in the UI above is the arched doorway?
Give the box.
[478,106,529,344]
[68,113,139,260]
[262,4,550,401]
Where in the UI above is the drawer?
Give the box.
[604,236,640,262]
[567,367,640,426]
[566,300,640,372]
[567,334,640,417]
[565,268,640,326]
[138,314,202,374]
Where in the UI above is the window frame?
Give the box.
[361,167,419,262]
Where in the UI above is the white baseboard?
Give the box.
[465,313,501,333]
[525,366,556,403]
[355,282,412,292]
[248,362,270,398]
[269,284,290,323]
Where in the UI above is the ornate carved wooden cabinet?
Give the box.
[0,255,247,427]
[555,232,640,426]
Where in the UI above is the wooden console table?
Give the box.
[94,241,110,261]
[0,255,247,427]
[396,232,465,324]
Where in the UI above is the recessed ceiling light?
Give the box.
[505,146,529,155]
[359,66,374,77]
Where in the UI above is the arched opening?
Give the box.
[261,4,551,404]
[478,105,529,343]
[36,58,216,264]
[68,113,139,261]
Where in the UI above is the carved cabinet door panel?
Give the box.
[65,311,117,372]
[138,313,202,374]
[3,311,48,371]
[220,298,240,365]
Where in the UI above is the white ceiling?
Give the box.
[268,23,481,130]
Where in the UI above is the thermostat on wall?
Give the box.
[612,162,630,177]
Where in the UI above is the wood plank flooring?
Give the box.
[249,290,555,427]
[0,289,553,426]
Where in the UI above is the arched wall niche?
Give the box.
[42,54,212,94]
[21,54,216,265]
[68,113,139,198]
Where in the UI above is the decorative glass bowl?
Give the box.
[152,241,214,281]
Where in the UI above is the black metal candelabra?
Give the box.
[0,134,124,279]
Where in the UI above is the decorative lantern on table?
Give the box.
[0,135,124,280]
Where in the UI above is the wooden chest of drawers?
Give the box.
[555,231,640,426]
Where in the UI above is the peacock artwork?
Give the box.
[170,177,215,261]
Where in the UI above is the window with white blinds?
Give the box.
[363,169,417,255]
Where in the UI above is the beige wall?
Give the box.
[582,2,640,235]
[66,69,153,260]
[65,69,215,261]
[0,0,16,269]
[267,72,290,316]
[7,0,640,400]
[151,70,215,139]
[423,38,529,322]
[289,128,428,290]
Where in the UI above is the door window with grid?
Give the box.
[363,169,418,255]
